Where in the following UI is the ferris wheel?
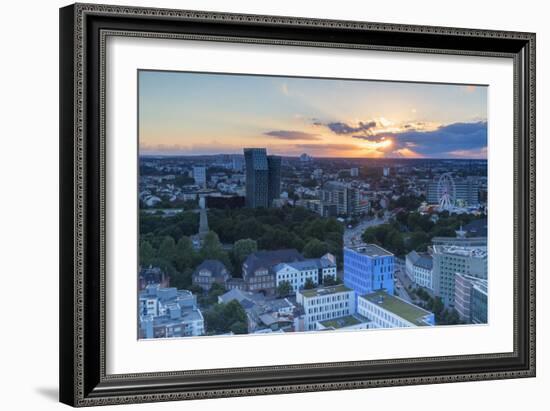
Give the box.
[437,173,456,210]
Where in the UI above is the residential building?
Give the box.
[242,249,305,295]
[357,290,435,328]
[344,244,395,300]
[139,284,204,338]
[192,260,230,291]
[243,148,281,208]
[432,242,487,307]
[274,253,337,292]
[454,273,488,323]
[405,251,434,290]
[296,285,355,331]
[320,181,365,216]
[192,166,207,187]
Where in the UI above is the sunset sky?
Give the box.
[139,70,487,159]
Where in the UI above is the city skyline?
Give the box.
[139,70,488,159]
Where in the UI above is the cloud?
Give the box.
[295,143,358,152]
[264,130,321,140]
[323,120,377,135]
[383,121,488,158]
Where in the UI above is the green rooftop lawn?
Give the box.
[320,315,362,329]
[363,291,431,325]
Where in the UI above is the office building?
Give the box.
[357,290,435,328]
[432,242,487,307]
[471,281,488,324]
[344,244,394,299]
[244,148,281,208]
[454,273,488,322]
[296,285,355,331]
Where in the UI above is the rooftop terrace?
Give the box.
[362,291,432,326]
[319,314,370,329]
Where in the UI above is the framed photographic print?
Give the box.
[59,3,536,407]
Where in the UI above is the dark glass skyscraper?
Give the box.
[267,155,281,205]
[244,148,281,208]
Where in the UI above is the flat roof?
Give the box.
[346,244,393,257]
[300,284,351,298]
[362,291,431,326]
[319,315,367,329]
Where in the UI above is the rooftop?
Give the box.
[362,291,432,326]
[346,244,393,257]
[433,245,487,259]
[319,315,368,329]
[300,284,351,298]
[406,250,433,270]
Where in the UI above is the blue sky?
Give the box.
[139,70,487,158]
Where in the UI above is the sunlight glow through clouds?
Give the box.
[139,71,487,159]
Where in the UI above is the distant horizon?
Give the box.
[139,71,488,159]
[139,153,487,161]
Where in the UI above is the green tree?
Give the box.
[170,267,193,290]
[323,275,340,286]
[174,236,196,272]
[304,278,316,290]
[139,240,155,266]
[303,239,329,258]
[157,236,176,262]
[230,321,248,335]
[277,280,293,297]
[233,238,257,266]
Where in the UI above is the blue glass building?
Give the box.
[344,244,395,299]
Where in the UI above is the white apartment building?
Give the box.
[274,254,337,292]
[296,285,355,331]
[357,291,435,328]
[405,250,434,290]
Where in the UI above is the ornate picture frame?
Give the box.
[59,3,535,407]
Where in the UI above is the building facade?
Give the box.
[405,250,434,290]
[296,285,355,331]
[242,249,305,295]
[192,259,230,291]
[273,253,337,292]
[344,244,395,299]
[471,281,488,324]
[432,241,487,307]
[320,181,366,216]
[357,290,435,328]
